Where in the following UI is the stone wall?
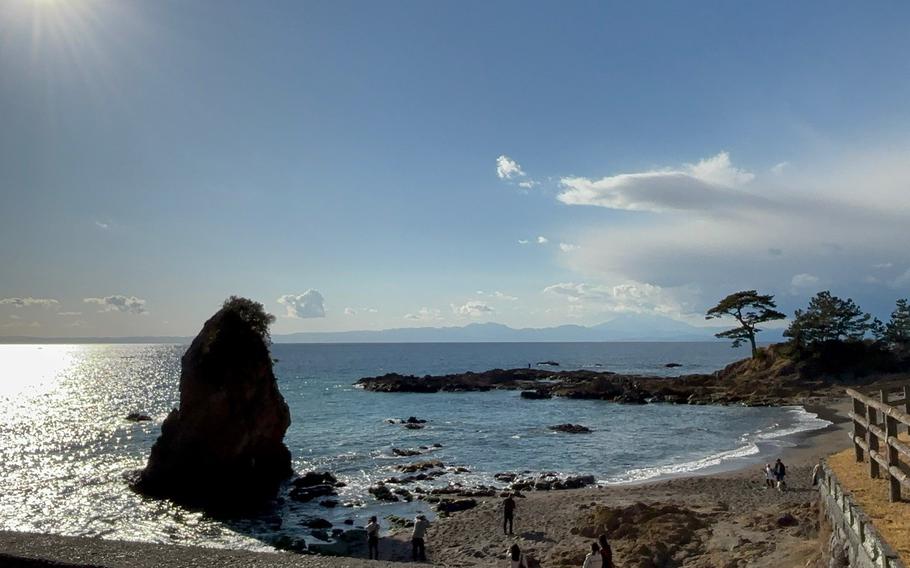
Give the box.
[817,460,905,568]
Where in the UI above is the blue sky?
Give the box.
[2,1,910,337]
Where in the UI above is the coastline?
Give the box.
[0,397,853,567]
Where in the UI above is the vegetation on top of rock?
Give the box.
[221,295,276,344]
[706,290,786,358]
[784,291,873,347]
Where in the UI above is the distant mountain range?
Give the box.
[0,314,788,344]
[273,314,722,343]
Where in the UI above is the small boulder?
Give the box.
[521,390,552,400]
[290,484,337,502]
[369,484,398,502]
[304,518,332,529]
[293,472,339,488]
[126,412,152,422]
[436,498,477,513]
[549,424,592,434]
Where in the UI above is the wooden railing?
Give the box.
[848,385,910,502]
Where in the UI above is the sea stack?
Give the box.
[133,297,292,512]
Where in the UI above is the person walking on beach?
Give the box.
[366,515,380,560]
[774,458,787,491]
[763,463,775,489]
[598,534,614,568]
[502,493,516,535]
[582,542,602,568]
[411,514,430,562]
[508,543,528,568]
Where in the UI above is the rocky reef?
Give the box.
[131,298,292,512]
[356,344,885,406]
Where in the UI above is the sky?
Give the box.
[2,0,910,338]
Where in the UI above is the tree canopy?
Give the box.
[885,298,910,347]
[783,291,871,347]
[222,296,276,342]
[706,290,786,357]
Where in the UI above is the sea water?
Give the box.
[0,342,829,550]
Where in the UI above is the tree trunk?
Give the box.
[749,333,758,358]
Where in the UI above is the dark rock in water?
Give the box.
[319,499,339,508]
[369,483,398,502]
[392,448,422,457]
[305,517,332,529]
[126,412,152,422]
[290,484,337,503]
[549,423,592,434]
[343,519,354,525]
[664,363,683,368]
[555,475,596,490]
[293,471,339,488]
[310,529,330,541]
[494,472,517,482]
[520,390,552,400]
[536,361,560,366]
[331,528,344,538]
[130,298,292,512]
[436,498,477,513]
[406,416,427,424]
[404,423,425,430]
[397,460,444,473]
[432,443,443,448]
[393,488,414,502]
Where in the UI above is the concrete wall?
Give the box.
[818,460,905,568]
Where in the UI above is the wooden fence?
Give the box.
[848,385,910,502]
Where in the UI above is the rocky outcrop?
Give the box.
[131,299,292,512]
[356,344,882,406]
[549,424,591,434]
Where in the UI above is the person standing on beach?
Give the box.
[411,514,430,562]
[763,463,775,489]
[583,542,602,568]
[598,534,614,568]
[774,458,787,491]
[366,515,380,560]
[502,493,516,535]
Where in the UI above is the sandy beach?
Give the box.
[0,398,852,568]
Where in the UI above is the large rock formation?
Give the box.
[132,298,292,511]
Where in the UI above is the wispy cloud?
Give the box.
[0,297,60,308]
[277,290,326,318]
[771,161,789,175]
[536,236,549,244]
[84,295,148,314]
[544,281,690,317]
[559,243,579,252]
[404,307,443,321]
[558,151,758,214]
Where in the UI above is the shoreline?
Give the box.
[0,397,853,567]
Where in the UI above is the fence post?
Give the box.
[885,415,901,502]
[867,395,880,478]
[905,385,910,435]
[853,395,866,463]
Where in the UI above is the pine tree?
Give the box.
[706,290,786,358]
[885,298,910,347]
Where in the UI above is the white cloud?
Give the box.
[790,273,820,289]
[537,236,549,244]
[559,243,580,252]
[452,300,495,317]
[496,155,526,180]
[404,307,443,321]
[557,151,759,213]
[518,180,536,189]
[57,311,82,316]
[95,221,111,230]
[873,262,893,269]
[277,290,326,318]
[476,290,518,301]
[771,161,789,175]
[84,295,148,314]
[363,307,379,313]
[518,239,530,245]
[0,297,60,308]
[543,281,690,317]
[344,307,356,316]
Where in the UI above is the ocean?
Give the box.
[0,342,829,550]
